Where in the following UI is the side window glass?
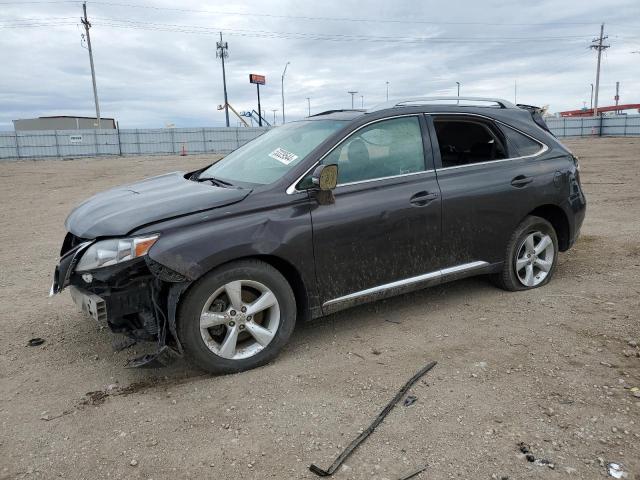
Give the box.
[322,116,425,184]
[500,125,543,157]
[433,119,507,168]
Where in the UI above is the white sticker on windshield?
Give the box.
[269,147,298,165]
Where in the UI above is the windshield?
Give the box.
[199,120,346,186]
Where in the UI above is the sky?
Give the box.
[0,0,639,129]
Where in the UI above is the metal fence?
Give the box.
[0,127,269,160]
[1,115,639,160]
[545,114,640,137]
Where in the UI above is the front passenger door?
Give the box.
[307,115,442,311]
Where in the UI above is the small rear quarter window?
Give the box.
[500,125,543,157]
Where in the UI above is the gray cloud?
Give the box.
[0,0,639,129]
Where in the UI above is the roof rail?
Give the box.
[367,96,517,113]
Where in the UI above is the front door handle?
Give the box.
[410,191,439,206]
[511,175,533,188]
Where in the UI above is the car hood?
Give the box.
[65,172,250,238]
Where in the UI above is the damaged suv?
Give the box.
[52,97,585,374]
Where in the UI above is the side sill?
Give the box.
[321,261,492,316]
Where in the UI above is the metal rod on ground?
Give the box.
[309,361,437,477]
[81,2,101,129]
[397,466,428,480]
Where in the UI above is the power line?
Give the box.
[2,1,638,28]
[41,1,640,26]
[79,19,613,44]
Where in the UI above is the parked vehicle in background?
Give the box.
[51,97,586,374]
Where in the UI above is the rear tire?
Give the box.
[495,215,559,291]
[177,259,296,374]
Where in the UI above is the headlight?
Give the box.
[75,235,159,272]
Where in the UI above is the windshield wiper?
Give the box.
[196,176,236,188]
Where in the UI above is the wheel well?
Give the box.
[253,255,310,322]
[528,205,570,251]
[178,254,311,323]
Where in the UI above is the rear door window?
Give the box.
[432,117,507,168]
[499,125,544,157]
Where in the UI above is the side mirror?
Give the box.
[311,164,338,191]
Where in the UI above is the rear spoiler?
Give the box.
[516,104,554,135]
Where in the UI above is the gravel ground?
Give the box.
[1,137,639,480]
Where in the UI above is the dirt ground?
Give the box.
[1,137,639,480]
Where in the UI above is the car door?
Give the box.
[307,115,442,312]
[426,113,548,268]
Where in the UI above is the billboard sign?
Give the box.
[249,74,266,85]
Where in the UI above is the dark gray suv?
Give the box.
[51,97,586,374]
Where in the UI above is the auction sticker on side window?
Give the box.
[268,147,298,165]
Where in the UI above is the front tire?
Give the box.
[177,260,296,374]
[495,215,559,291]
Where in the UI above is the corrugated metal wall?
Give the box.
[1,116,639,161]
[545,114,640,137]
[0,127,269,160]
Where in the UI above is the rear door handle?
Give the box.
[410,191,439,206]
[511,175,533,188]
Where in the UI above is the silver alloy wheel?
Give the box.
[515,231,555,287]
[199,280,280,360]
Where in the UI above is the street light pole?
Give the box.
[456,81,460,104]
[361,95,364,108]
[281,62,290,124]
[306,97,311,117]
[271,109,278,125]
[348,91,357,109]
[385,81,389,101]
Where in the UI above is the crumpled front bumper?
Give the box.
[50,241,92,296]
[51,235,188,368]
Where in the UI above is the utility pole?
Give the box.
[590,83,594,110]
[281,62,290,124]
[348,91,357,109]
[306,97,311,117]
[81,2,100,128]
[216,32,230,127]
[385,81,389,101]
[590,23,609,117]
[271,109,278,125]
[615,81,620,113]
[456,81,460,105]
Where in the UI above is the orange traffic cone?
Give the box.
[180,144,187,156]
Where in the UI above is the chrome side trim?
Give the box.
[322,261,489,308]
[427,112,549,170]
[440,260,489,276]
[337,169,434,188]
[285,113,424,195]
